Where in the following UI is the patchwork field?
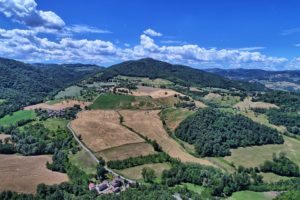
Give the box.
[234,97,279,111]
[96,142,156,161]
[0,154,68,194]
[115,163,170,181]
[132,86,181,99]
[119,110,214,166]
[224,136,300,168]
[204,93,240,107]
[116,76,173,87]
[55,85,83,99]
[24,100,91,111]
[0,110,36,127]
[89,94,135,110]
[70,110,144,153]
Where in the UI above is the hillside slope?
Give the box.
[206,68,300,92]
[102,58,266,91]
[0,57,101,117]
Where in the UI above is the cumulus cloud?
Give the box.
[0,0,65,30]
[143,28,162,37]
[0,27,293,70]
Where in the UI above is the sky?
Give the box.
[0,0,300,70]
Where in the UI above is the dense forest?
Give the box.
[175,108,284,156]
[100,58,267,91]
[0,57,100,117]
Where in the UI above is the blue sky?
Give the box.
[0,0,300,70]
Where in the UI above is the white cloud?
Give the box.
[235,47,265,51]
[295,44,300,47]
[0,0,65,30]
[66,25,112,34]
[160,40,187,45]
[143,28,162,37]
[0,26,294,70]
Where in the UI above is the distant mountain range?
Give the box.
[205,68,300,93]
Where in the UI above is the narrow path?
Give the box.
[67,122,136,184]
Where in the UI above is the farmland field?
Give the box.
[119,110,214,166]
[55,85,83,99]
[116,76,173,87]
[229,191,277,200]
[115,163,170,180]
[0,110,36,127]
[233,97,279,111]
[70,110,144,152]
[224,136,300,168]
[89,93,135,109]
[24,100,91,111]
[161,108,194,132]
[69,150,97,175]
[0,154,68,194]
[96,142,156,161]
[132,86,181,99]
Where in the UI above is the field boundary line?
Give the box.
[67,122,136,184]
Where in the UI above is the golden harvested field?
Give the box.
[96,142,156,161]
[203,92,222,100]
[234,97,279,111]
[0,154,68,194]
[132,86,181,99]
[119,110,214,166]
[24,100,91,111]
[70,110,144,152]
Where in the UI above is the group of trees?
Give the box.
[162,163,262,197]
[175,108,284,157]
[107,153,172,170]
[260,153,300,177]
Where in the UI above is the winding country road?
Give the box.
[67,122,136,184]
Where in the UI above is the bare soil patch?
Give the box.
[24,100,91,111]
[203,93,222,100]
[70,110,144,152]
[0,154,68,194]
[119,110,214,166]
[96,142,156,161]
[0,134,10,141]
[234,97,279,111]
[132,86,181,99]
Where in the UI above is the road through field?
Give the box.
[67,122,136,184]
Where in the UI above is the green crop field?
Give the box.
[0,110,36,127]
[55,85,83,99]
[40,118,68,131]
[115,163,170,181]
[89,93,135,109]
[229,191,275,200]
[224,136,300,168]
[69,150,97,175]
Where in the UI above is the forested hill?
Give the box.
[0,57,101,117]
[205,68,300,93]
[102,58,267,91]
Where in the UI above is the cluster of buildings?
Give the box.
[88,178,129,194]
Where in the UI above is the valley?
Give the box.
[0,57,300,199]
